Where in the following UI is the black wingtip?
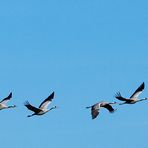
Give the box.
[24,101,30,106]
[92,116,98,120]
[115,92,122,98]
[50,92,55,99]
[142,82,145,89]
[137,82,145,91]
[110,109,117,113]
[8,92,12,98]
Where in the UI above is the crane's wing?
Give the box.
[115,92,128,101]
[130,82,144,98]
[103,104,115,113]
[91,106,99,119]
[0,92,12,104]
[39,92,54,109]
[24,101,41,113]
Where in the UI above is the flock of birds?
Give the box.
[0,82,147,119]
[86,82,147,119]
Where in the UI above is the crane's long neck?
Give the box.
[109,102,117,105]
[27,113,35,117]
[8,105,16,108]
[119,102,127,105]
[49,106,57,111]
[86,106,92,109]
[137,98,148,102]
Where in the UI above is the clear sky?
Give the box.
[0,0,148,148]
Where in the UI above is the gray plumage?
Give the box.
[86,101,116,119]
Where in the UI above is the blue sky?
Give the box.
[0,0,148,148]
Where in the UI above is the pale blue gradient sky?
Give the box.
[0,0,148,148]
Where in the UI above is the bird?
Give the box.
[86,101,116,119]
[115,82,147,105]
[24,92,57,117]
[0,92,16,110]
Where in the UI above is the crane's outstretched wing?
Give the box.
[0,92,12,104]
[91,106,99,119]
[24,101,41,113]
[115,92,128,101]
[103,104,115,113]
[130,82,144,98]
[39,92,54,109]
